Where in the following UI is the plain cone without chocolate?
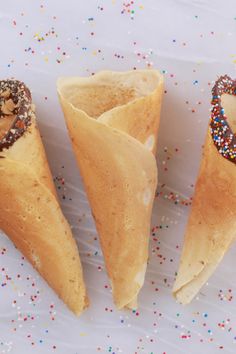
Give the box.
[57,70,164,308]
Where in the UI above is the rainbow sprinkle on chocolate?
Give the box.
[211,75,236,163]
[0,80,33,151]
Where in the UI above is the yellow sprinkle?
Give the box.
[80,332,87,336]
[44,56,49,62]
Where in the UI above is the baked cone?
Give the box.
[57,70,164,309]
[173,76,236,304]
[0,80,87,315]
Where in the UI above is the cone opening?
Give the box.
[0,115,16,140]
[0,80,33,151]
[66,84,137,118]
[58,70,161,119]
[221,93,236,133]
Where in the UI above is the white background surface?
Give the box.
[0,1,236,353]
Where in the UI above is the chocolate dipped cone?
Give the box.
[0,80,87,315]
[173,75,236,304]
[57,70,163,309]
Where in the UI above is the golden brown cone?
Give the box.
[0,117,88,315]
[57,70,164,309]
[173,93,236,304]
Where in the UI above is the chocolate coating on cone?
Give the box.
[0,80,33,151]
[211,75,236,163]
